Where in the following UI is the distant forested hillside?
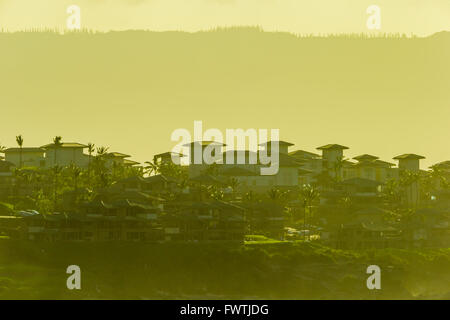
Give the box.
[0,28,449,164]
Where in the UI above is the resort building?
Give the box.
[41,142,90,168]
[3,147,45,168]
[393,153,426,207]
[393,153,426,172]
[104,152,132,167]
[317,144,349,177]
[347,154,397,183]
[0,161,15,197]
[0,135,448,247]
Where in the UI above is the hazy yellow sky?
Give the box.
[0,0,449,36]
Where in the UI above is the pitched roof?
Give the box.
[316,144,349,150]
[115,191,165,202]
[353,160,390,168]
[298,168,313,175]
[259,140,294,147]
[106,152,131,158]
[154,152,185,158]
[288,150,321,158]
[145,174,176,184]
[353,154,379,161]
[393,154,426,160]
[219,150,258,163]
[104,199,157,210]
[218,150,261,165]
[182,200,244,212]
[277,153,304,167]
[374,159,396,167]
[123,159,140,166]
[40,142,88,149]
[94,189,165,203]
[114,176,147,184]
[3,147,45,153]
[342,159,356,167]
[212,200,245,211]
[183,141,227,147]
[430,160,450,169]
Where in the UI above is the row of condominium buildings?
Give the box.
[0,140,449,248]
[0,140,434,186]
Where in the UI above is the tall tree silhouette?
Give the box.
[299,184,320,240]
[52,136,63,166]
[50,136,63,211]
[144,160,159,176]
[96,146,109,157]
[15,135,24,168]
[87,142,95,182]
[333,156,347,182]
[52,165,62,211]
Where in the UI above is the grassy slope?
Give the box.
[0,240,449,299]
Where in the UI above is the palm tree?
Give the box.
[49,136,63,211]
[27,168,41,195]
[16,135,24,168]
[69,165,82,204]
[87,142,95,177]
[0,144,5,163]
[96,146,109,157]
[332,156,347,182]
[299,184,320,240]
[244,190,255,201]
[52,136,63,166]
[89,147,109,188]
[210,187,224,200]
[267,188,283,201]
[228,177,240,194]
[176,175,189,194]
[429,166,448,190]
[52,165,63,211]
[144,161,159,176]
[337,195,352,211]
[67,164,82,191]
[159,161,184,179]
[382,178,401,210]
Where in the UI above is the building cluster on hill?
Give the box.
[0,139,449,248]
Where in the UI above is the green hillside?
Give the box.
[0,240,449,299]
